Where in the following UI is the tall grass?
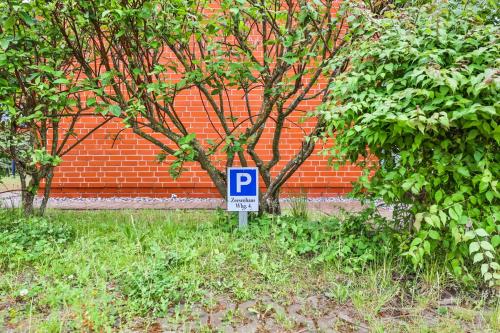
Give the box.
[288,190,309,220]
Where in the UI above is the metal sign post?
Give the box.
[227,167,259,228]
[238,211,248,228]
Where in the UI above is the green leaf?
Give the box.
[464,231,475,241]
[428,230,440,240]
[185,133,196,142]
[492,235,500,248]
[423,240,431,254]
[434,190,443,203]
[481,263,488,276]
[448,207,458,221]
[484,251,494,259]
[411,237,422,246]
[19,12,36,25]
[108,105,122,117]
[473,252,483,263]
[453,204,463,217]
[180,133,196,144]
[86,98,97,107]
[480,241,494,252]
[469,242,480,254]
[281,54,299,65]
[53,78,70,85]
[0,38,10,50]
[474,229,488,237]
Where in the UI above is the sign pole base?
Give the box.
[238,211,248,229]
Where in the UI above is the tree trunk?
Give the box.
[260,191,281,215]
[17,164,34,216]
[22,187,36,216]
[18,166,39,216]
[39,168,54,216]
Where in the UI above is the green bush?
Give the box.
[0,212,74,268]
[321,1,499,285]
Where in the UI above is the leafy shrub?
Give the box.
[251,208,401,273]
[0,212,74,267]
[321,1,499,285]
[119,246,202,315]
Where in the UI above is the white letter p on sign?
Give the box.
[236,173,251,193]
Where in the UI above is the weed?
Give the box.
[437,306,449,315]
[119,246,203,316]
[288,190,309,220]
[251,207,401,273]
[325,281,352,304]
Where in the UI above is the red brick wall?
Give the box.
[47,95,360,198]
[44,0,362,198]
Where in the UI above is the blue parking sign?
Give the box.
[227,167,259,212]
[229,168,257,196]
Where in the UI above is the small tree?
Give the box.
[322,0,499,284]
[49,0,359,214]
[0,0,111,215]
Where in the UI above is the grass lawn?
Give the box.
[0,209,498,332]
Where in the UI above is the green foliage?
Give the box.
[0,0,76,164]
[0,0,104,215]
[322,1,499,285]
[45,0,357,213]
[157,133,199,179]
[0,211,74,268]
[169,133,198,179]
[251,208,401,273]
